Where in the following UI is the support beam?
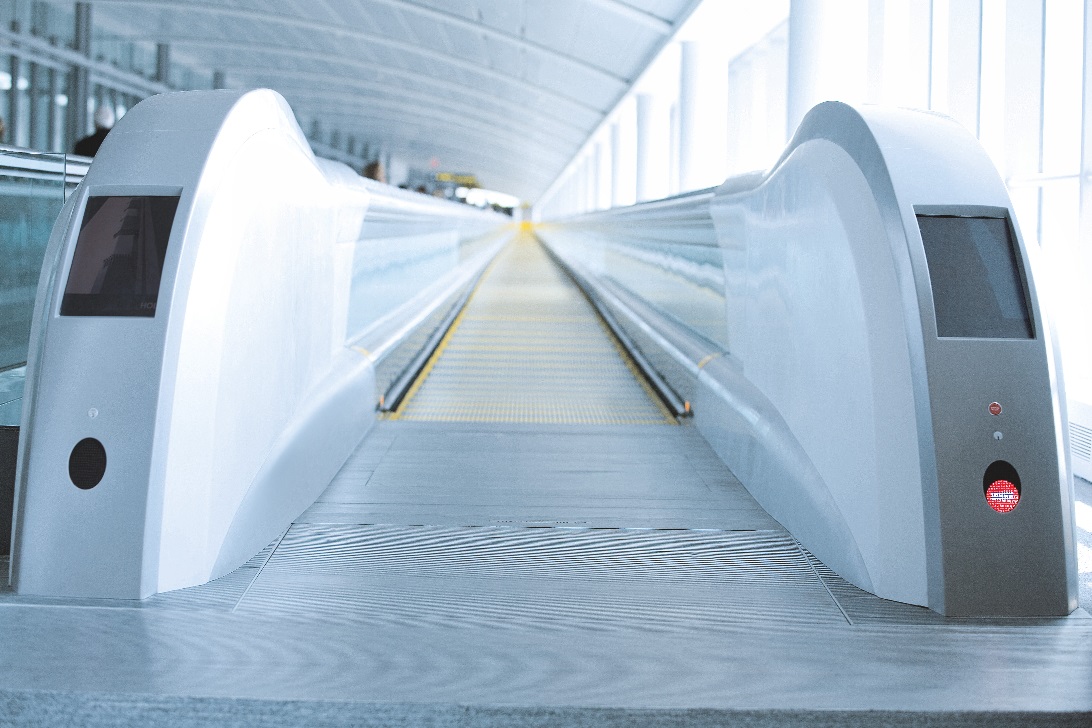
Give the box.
[71,2,92,140]
[155,43,170,85]
[48,64,61,152]
[28,60,42,150]
[8,55,24,147]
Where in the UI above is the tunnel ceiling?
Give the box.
[86,0,703,200]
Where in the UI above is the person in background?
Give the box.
[362,159,386,184]
[0,116,6,143]
[74,106,115,157]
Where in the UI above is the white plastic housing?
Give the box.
[11,89,502,598]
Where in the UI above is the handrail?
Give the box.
[0,145,90,192]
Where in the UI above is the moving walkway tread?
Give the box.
[391,235,675,425]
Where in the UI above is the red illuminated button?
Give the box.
[989,402,1002,416]
[985,479,1020,513]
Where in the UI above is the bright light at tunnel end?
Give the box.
[985,479,1020,513]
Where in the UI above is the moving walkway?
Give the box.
[1,89,1089,723]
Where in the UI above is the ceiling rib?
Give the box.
[301,104,570,160]
[156,37,602,121]
[307,115,568,162]
[94,0,630,92]
[356,0,634,81]
[75,0,704,200]
[230,68,583,150]
[309,123,562,190]
[581,0,673,33]
[161,42,590,133]
[280,90,578,161]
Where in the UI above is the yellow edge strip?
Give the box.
[386,247,507,420]
[696,352,722,369]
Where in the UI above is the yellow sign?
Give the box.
[435,172,479,187]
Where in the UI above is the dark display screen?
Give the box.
[917,214,1033,339]
[61,195,180,317]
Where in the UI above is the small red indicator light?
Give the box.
[989,402,1002,416]
[985,479,1020,513]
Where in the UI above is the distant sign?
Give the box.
[435,172,479,187]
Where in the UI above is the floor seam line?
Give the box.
[797,540,855,626]
[230,526,291,613]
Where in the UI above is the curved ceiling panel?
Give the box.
[82,0,703,199]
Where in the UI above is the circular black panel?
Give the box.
[69,438,107,489]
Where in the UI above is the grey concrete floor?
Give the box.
[1,420,1091,727]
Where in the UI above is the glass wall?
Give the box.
[537,0,1092,386]
[0,148,71,371]
[0,1,372,167]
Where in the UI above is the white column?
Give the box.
[615,100,639,206]
[748,57,769,171]
[585,155,596,212]
[678,40,730,191]
[787,0,869,136]
[678,41,701,191]
[1004,0,1044,242]
[1075,0,1092,381]
[633,94,663,201]
[765,31,789,155]
[668,102,680,195]
[726,59,744,175]
[575,161,586,214]
[787,0,825,135]
[866,0,886,103]
[976,0,1006,167]
[596,139,610,209]
[591,153,601,211]
[1082,0,1092,253]
[945,0,982,134]
[879,0,932,108]
[610,122,623,207]
[637,95,650,201]
[577,167,585,213]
